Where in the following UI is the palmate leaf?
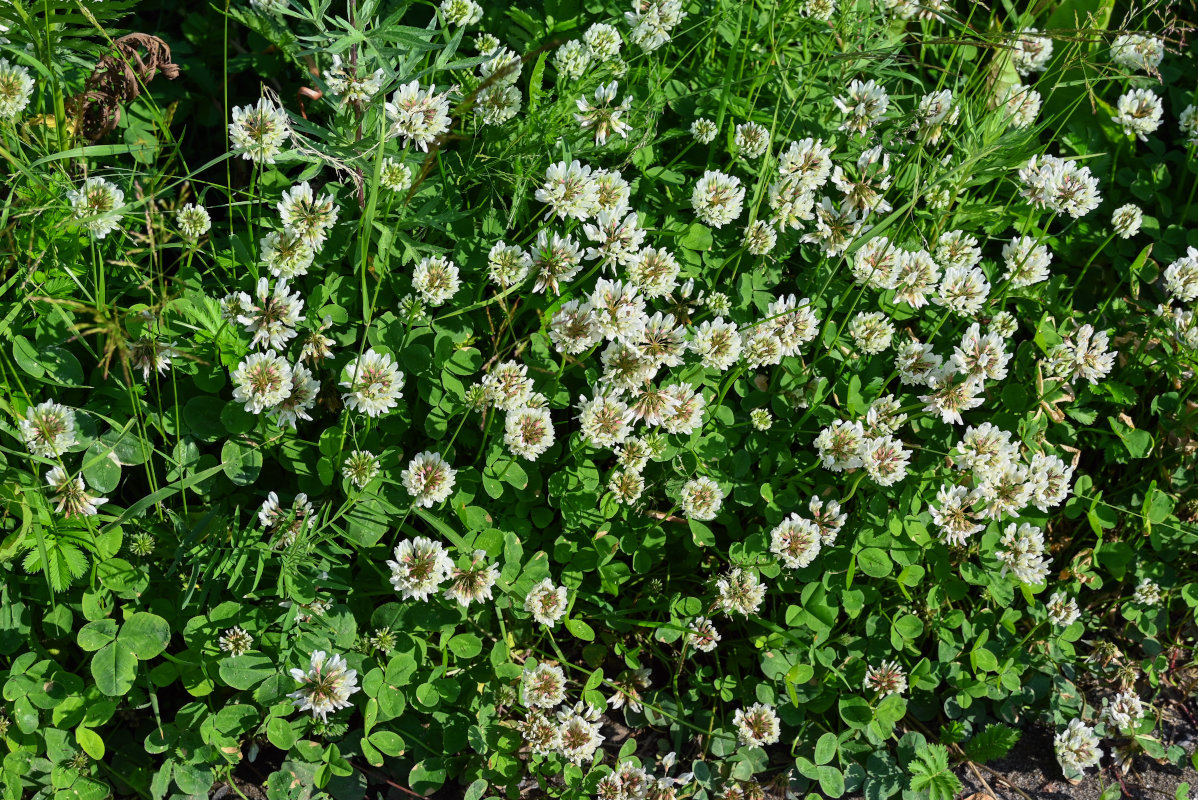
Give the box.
[22,536,88,592]
[906,744,962,800]
[963,724,1020,764]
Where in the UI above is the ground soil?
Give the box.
[954,722,1196,800]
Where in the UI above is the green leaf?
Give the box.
[370,730,404,756]
[267,717,297,751]
[77,619,118,652]
[815,732,838,765]
[218,654,276,690]
[118,612,170,659]
[448,633,483,659]
[679,222,713,251]
[857,547,893,578]
[75,726,105,760]
[82,443,122,495]
[565,618,595,641]
[962,724,1020,764]
[91,642,138,696]
[221,440,263,486]
[907,744,962,800]
[409,758,447,794]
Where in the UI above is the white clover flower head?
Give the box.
[21,400,77,457]
[734,121,771,159]
[129,337,177,381]
[260,227,316,280]
[270,362,319,428]
[278,181,339,247]
[576,81,632,146]
[553,39,593,80]
[862,434,911,486]
[935,264,991,317]
[679,476,724,521]
[769,514,821,569]
[1110,203,1143,239]
[1028,452,1073,511]
[230,97,291,163]
[556,701,604,764]
[486,241,531,288]
[231,350,293,414]
[750,408,773,430]
[690,317,742,370]
[1132,578,1162,606]
[1110,33,1164,73]
[919,367,985,425]
[914,89,959,144]
[1011,29,1054,76]
[524,578,569,626]
[584,22,623,60]
[536,160,600,221]
[380,158,413,193]
[1046,591,1081,628]
[1112,88,1163,141]
[733,703,780,747]
[218,626,254,656]
[505,406,555,461]
[387,536,454,600]
[930,484,982,546]
[893,249,940,308]
[815,419,865,472]
[1164,247,1198,303]
[1100,690,1147,733]
[627,247,680,299]
[687,616,721,652]
[1046,323,1116,385]
[1181,104,1198,145]
[440,0,483,26]
[847,310,895,355]
[385,80,453,151]
[1017,154,1101,218]
[548,300,601,355]
[401,451,456,507]
[521,662,567,708]
[714,568,766,617]
[691,170,745,228]
[443,550,500,607]
[412,254,461,307]
[0,58,35,120]
[475,83,522,125]
[690,117,718,143]
[343,450,380,488]
[743,220,778,255]
[996,522,1050,585]
[584,211,646,267]
[863,660,907,695]
[1002,235,1053,288]
[834,79,890,135]
[608,468,645,504]
[68,177,125,240]
[1001,83,1041,129]
[288,650,360,722]
[45,467,107,518]
[340,348,404,417]
[177,204,212,242]
[1055,719,1101,777]
[324,54,385,105]
[482,361,534,410]
[577,393,635,448]
[895,339,943,387]
[238,277,306,350]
